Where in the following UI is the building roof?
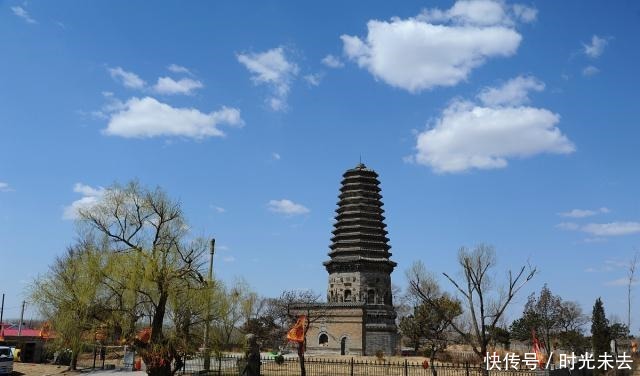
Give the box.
[1,328,44,337]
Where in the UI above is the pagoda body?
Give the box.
[300,163,398,356]
[324,162,397,307]
[293,163,398,355]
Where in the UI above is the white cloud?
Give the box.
[411,76,574,173]
[108,67,146,89]
[223,256,236,262]
[268,199,310,216]
[272,152,281,160]
[559,207,610,218]
[558,221,640,237]
[420,0,536,26]
[341,0,532,92]
[63,183,105,220]
[321,54,344,68]
[11,6,37,24]
[212,206,226,213]
[167,64,192,75]
[583,35,608,58]
[582,65,600,77]
[237,47,299,111]
[582,222,640,237]
[0,182,13,192]
[512,4,538,23]
[304,73,322,86]
[103,96,243,139]
[477,76,544,106]
[153,77,203,95]
[556,222,579,231]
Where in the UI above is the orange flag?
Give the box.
[286,315,307,343]
[40,322,51,340]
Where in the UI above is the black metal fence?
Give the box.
[178,355,541,376]
[72,349,550,376]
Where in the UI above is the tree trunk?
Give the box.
[69,351,78,371]
[142,291,172,376]
[298,342,306,376]
[430,347,438,376]
[151,291,168,342]
[480,345,489,376]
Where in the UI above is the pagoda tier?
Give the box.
[324,163,396,272]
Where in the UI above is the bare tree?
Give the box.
[269,290,324,376]
[408,245,536,373]
[212,279,257,350]
[627,252,638,333]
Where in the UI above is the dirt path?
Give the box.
[12,363,74,376]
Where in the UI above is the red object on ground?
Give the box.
[134,358,142,371]
[422,360,429,369]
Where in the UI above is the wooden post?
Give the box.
[350,357,354,376]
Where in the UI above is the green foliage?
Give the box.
[488,326,511,349]
[30,237,107,369]
[399,296,462,356]
[509,285,588,355]
[609,322,630,340]
[591,298,610,376]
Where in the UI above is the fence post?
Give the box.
[92,345,97,369]
[217,355,222,376]
[350,357,354,376]
[465,362,470,376]
[404,359,408,376]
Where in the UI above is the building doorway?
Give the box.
[340,337,347,355]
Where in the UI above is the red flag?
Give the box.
[531,329,546,367]
[286,315,307,343]
[136,327,152,343]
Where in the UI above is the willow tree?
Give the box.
[30,238,106,370]
[78,181,209,376]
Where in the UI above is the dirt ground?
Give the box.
[11,363,75,376]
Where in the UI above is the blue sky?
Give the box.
[1,0,639,330]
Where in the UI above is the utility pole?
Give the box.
[203,238,216,371]
[0,293,4,335]
[18,300,26,337]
